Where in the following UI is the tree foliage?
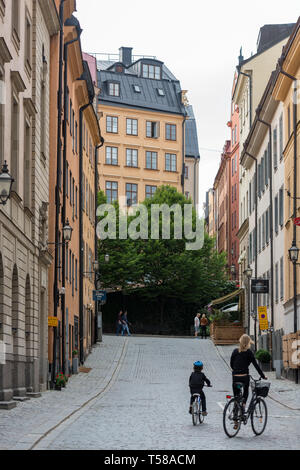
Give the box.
[97,186,234,324]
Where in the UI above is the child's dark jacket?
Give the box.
[189,371,211,393]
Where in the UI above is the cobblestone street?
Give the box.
[0,335,299,450]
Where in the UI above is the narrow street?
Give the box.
[1,336,299,451]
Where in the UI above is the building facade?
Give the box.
[0,0,59,408]
[48,4,102,381]
[233,24,294,289]
[88,47,199,208]
[272,19,300,340]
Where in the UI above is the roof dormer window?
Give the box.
[157,88,165,97]
[133,85,141,93]
[108,82,120,97]
[142,63,161,80]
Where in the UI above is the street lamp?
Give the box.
[93,259,99,272]
[289,243,300,264]
[0,161,14,205]
[105,254,110,264]
[62,218,73,243]
[244,265,253,340]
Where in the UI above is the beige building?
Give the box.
[272,19,300,339]
[0,0,59,408]
[233,24,294,285]
[90,48,200,208]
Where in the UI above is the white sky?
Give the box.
[76,0,299,209]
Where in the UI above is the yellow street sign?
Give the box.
[258,306,269,331]
[48,316,58,328]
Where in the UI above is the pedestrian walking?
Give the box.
[121,311,131,336]
[116,310,123,336]
[200,314,209,339]
[194,313,200,338]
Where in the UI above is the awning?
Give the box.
[209,288,244,307]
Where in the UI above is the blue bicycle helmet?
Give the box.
[194,361,203,367]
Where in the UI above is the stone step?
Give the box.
[0,401,17,410]
[13,396,30,402]
[26,392,41,399]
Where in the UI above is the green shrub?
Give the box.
[255,349,271,363]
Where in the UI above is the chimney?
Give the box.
[119,47,133,66]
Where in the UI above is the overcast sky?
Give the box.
[76,0,299,209]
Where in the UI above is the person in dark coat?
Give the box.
[116,310,123,336]
[189,361,212,415]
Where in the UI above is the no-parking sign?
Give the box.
[258,306,269,331]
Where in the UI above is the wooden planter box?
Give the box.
[282,331,300,369]
[211,323,245,345]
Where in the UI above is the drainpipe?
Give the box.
[61,25,82,375]
[244,150,258,349]
[182,115,187,195]
[94,138,104,344]
[256,114,274,332]
[194,156,200,208]
[52,0,66,387]
[79,102,89,365]
[278,68,298,384]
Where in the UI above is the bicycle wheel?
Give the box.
[192,401,199,426]
[251,398,268,436]
[223,398,242,438]
[199,410,204,424]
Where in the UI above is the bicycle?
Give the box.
[223,376,270,438]
[191,385,212,426]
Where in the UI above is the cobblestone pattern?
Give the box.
[18,337,300,450]
[0,337,127,450]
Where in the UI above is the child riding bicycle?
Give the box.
[189,361,212,415]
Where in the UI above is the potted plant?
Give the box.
[72,349,79,375]
[55,372,66,391]
[255,349,272,372]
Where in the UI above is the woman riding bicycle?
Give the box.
[230,334,267,408]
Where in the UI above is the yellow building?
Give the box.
[272,19,300,336]
[90,48,199,207]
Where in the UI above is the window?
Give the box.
[126,183,138,206]
[108,82,120,97]
[264,149,268,186]
[12,0,20,43]
[157,88,165,96]
[287,105,291,138]
[72,254,74,297]
[275,263,279,303]
[232,158,234,177]
[0,69,4,165]
[146,121,159,138]
[75,187,78,217]
[106,116,118,133]
[279,187,284,227]
[133,85,141,93]
[166,124,176,141]
[273,127,278,170]
[142,64,161,80]
[126,118,138,136]
[165,153,177,172]
[126,148,138,167]
[279,114,283,161]
[265,209,269,245]
[185,166,189,180]
[280,257,284,300]
[105,181,118,203]
[25,11,32,71]
[262,213,265,250]
[40,77,46,162]
[11,92,19,193]
[146,151,158,170]
[70,100,72,135]
[24,117,32,208]
[75,259,78,291]
[105,147,118,165]
[275,195,279,234]
[258,218,261,252]
[146,185,157,199]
